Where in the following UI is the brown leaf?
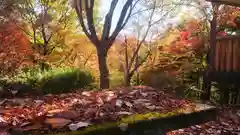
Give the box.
[84,108,97,118]
[22,124,43,131]
[44,118,71,128]
[53,110,80,120]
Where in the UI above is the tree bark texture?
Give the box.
[97,46,110,89]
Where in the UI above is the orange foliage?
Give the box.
[0,22,34,74]
[218,5,240,28]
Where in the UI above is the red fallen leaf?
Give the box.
[30,112,47,124]
[53,110,80,120]
[84,108,98,118]
[21,123,43,131]
[44,118,71,128]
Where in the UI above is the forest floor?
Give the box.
[0,86,239,135]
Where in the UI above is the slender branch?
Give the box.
[101,0,119,40]
[75,0,92,41]
[83,51,94,66]
[129,50,151,76]
[46,33,52,43]
[110,0,137,41]
[128,0,157,71]
[119,0,139,31]
[85,0,99,42]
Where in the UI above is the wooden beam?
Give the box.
[206,0,240,7]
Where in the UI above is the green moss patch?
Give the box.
[46,110,182,135]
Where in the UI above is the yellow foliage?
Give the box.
[156,29,181,47]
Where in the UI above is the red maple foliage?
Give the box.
[0,22,34,74]
[164,20,205,55]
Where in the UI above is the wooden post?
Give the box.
[201,3,219,100]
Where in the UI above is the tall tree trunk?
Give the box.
[124,69,131,87]
[97,47,110,89]
[124,42,130,86]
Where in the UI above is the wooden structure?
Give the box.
[202,0,240,104]
[214,36,240,73]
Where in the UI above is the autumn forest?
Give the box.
[0,0,240,135]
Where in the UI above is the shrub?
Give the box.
[9,66,43,88]
[6,66,94,94]
[41,67,94,94]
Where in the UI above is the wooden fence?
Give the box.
[213,35,240,72]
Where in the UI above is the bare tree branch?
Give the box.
[110,0,138,42]
[85,0,99,42]
[128,0,157,71]
[75,0,92,41]
[101,0,119,41]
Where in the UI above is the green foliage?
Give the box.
[0,78,7,87]
[41,67,94,94]
[4,66,43,88]
[131,74,144,86]
[109,71,124,88]
[5,66,94,94]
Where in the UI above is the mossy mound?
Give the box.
[46,110,182,135]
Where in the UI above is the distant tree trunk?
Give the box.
[124,41,131,86]
[97,45,110,89]
[124,70,131,87]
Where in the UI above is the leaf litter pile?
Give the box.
[0,86,239,135]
